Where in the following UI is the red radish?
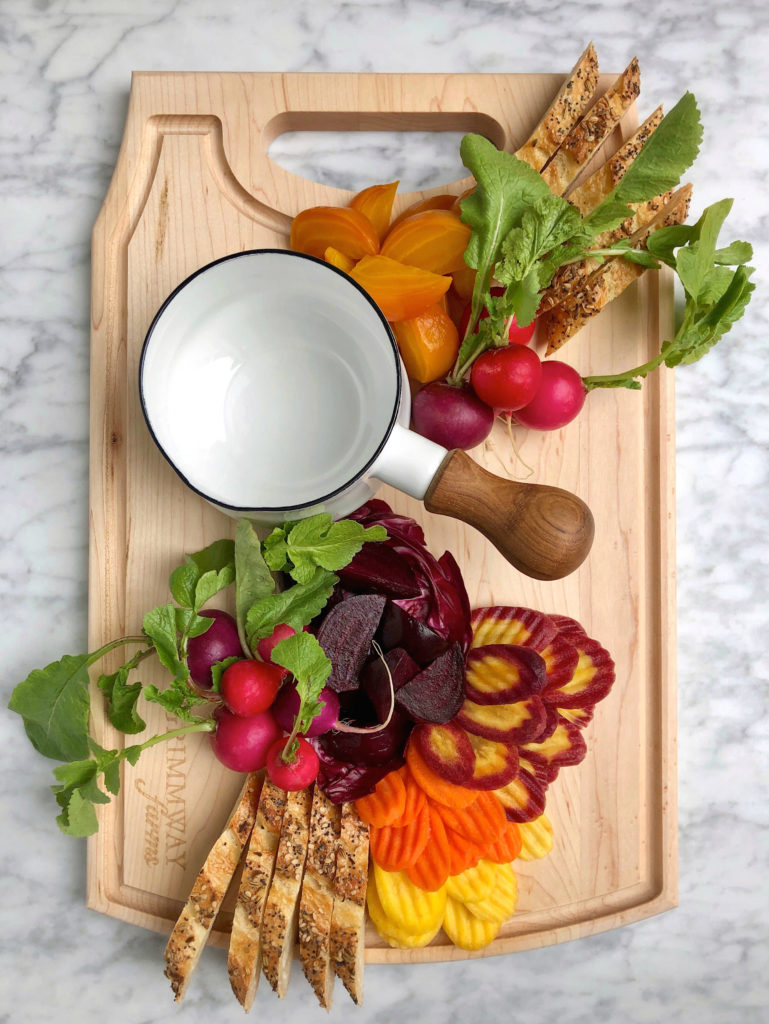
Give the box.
[459,287,536,346]
[209,705,281,772]
[411,382,494,450]
[256,622,296,662]
[187,609,243,690]
[272,682,340,736]
[220,659,285,717]
[513,360,587,430]
[470,344,542,411]
[265,736,320,790]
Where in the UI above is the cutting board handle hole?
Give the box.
[264,111,505,194]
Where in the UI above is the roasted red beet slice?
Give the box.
[376,601,449,667]
[319,710,412,766]
[337,543,422,599]
[360,647,420,722]
[316,593,386,692]
[395,643,465,724]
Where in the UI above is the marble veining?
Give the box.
[1,1,767,1022]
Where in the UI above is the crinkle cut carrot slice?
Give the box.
[355,769,407,827]
[445,826,483,876]
[433,791,507,848]
[406,807,452,892]
[389,765,427,827]
[470,606,558,652]
[405,741,478,809]
[369,804,431,872]
[483,821,523,864]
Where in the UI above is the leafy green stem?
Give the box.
[129,719,216,753]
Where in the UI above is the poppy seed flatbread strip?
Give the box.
[540,57,641,197]
[227,779,288,1011]
[299,786,343,1009]
[541,184,692,354]
[164,772,262,1003]
[329,802,370,1006]
[514,43,600,171]
[566,105,664,216]
[540,190,673,314]
[260,786,313,998]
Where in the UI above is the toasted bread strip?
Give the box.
[227,779,288,1011]
[298,787,342,1009]
[540,57,641,197]
[260,786,313,998]
[164,773,262,1003]
[567,105,664,215]
[515,42,600,171]
[540,189,672,313]
[541,184,692,354]
[329,803,369,1006]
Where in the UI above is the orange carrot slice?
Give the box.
[484,821,523,864]
[406,741,478,810]
[406,807,452,892]
[446,828,483,876]
[355,769,407,827]
[370,804,431,872]
[434,791,507,849]
[389,766,428,827]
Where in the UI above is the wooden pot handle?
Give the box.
[424,450,594,581]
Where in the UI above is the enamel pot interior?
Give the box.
[139,250,403,514]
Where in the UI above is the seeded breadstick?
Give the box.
[541,57,641,196]
[515,42,600,171]
[329,803,370,1005]
[260,786,313,998]
[299,786,343,1009]
[227,779,288,1011]
[164,773,262,1003]
[541,184,692,354]
[567,105,664,215]
[541,189,672,314]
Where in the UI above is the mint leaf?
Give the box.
[194,565,235,612]
[283,515,387,584]
[143,604,186,680]
[235,518,276,655]
[246,567,337,646]
[210,656,241,694]
[271,632,332,736]
[187,538,235,575]
[97,648,148,734]
[9,652,96,761]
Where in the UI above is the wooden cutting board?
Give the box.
[87,71,677,961]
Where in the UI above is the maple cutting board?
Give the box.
[87,71,677,961]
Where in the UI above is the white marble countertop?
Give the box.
[2,1,767,1021]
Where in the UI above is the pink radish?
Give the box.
[513,361,586,430]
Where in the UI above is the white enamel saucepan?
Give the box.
[139,249,594,581]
